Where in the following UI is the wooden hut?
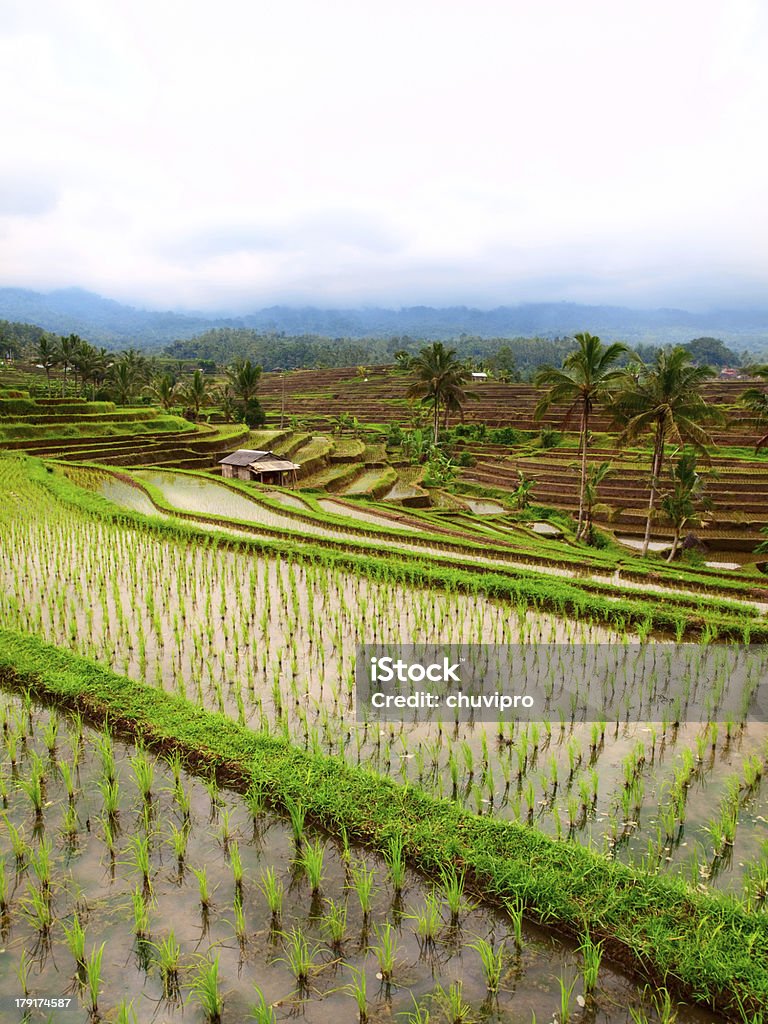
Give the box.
[219,450,300,486]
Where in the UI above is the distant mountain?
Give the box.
[0,287,766,349]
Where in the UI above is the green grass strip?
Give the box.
[0,627,765,1020]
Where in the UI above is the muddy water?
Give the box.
[317,498,423,532]
[98,476,170,519]
[462,499,507,515]
[0,696,721,1023]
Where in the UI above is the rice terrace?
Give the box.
[4,328,768,1024]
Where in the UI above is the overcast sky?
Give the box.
[1,0,767,311]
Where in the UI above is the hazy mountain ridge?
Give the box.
[0,287,766,349]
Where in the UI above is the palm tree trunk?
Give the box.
[576,403,588,540]
[666,526,681,563]
[433,396,440,446]
[642,421,665,556]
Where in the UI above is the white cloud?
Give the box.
[1,0,767,309]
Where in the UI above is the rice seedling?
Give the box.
[440,868,471,927]
[579,929,603,996]
[258,865,284,920]
[371,921,398,982]
[151,929,182,1000]
[349,860,376,918]
[17,949,32,997]
[126,833,152,895]
[114,999,138,1024]
[64,912,87,971]
[218,807,233,851]
[434,980,473,1023]
[469,937,505,993]
[192,865,213,911]
[29,837,53,895]
[98,776,120,821]
[385,833,406,894]
[344,965,368,1022]
[285,796,306,845]
[321,897,348,950]
[555,974,577,1023]
[16,753,45,818]
[277,925,320,987]
[23,881,53,938]
[131,885,150,939]
[59,757,77,802]
[298,837,326,894]
[230,839,243,895]
[410,889,443,947]
[402,1001,431,1024]
[85,942,105,1016]
[249,985,277,1023]
[233,894,247,945]
[168,820,189,869]
[189,953,224,1023]
[505,896,524,949]
[130,748,155,804]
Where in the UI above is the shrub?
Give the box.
[538,429,562,448]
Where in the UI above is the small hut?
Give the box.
[219,450,300,486]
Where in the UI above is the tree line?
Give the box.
[30,335,265,425]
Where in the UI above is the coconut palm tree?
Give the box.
[108,359,142,405]
[612,347,721,556]
[148,373,179,412]
[58,334,83,396]
[226,359,262,405]
[73,342,107,399]
[534,332,627,541]
[581,461,613,543]
[659,452,711,562]
[406,342,476,445]
[183,369,211,421]
[36,335,59,396]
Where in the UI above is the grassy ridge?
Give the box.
[0,627,764,1020]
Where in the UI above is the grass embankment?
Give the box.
[0,628,765,1020]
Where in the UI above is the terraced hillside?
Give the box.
[0,388,250,468]
[258,366,768,552]
[258,366,763,445]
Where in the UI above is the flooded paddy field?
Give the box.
[0,695,719,1023]
[2,462,768,906]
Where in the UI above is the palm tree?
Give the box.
[612,347,721,556]
[108,358,141,405]
[58,334,83,396]
[216,384,238,424]
[183,369,211,421]
[659,452,711,562]
[73,342,107,399]
[148,373,179,412]
[36,335,59,396]
[406,342,476,445]
[226,359,262,405]
[581,461,613,543]
[534,332,627,541]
